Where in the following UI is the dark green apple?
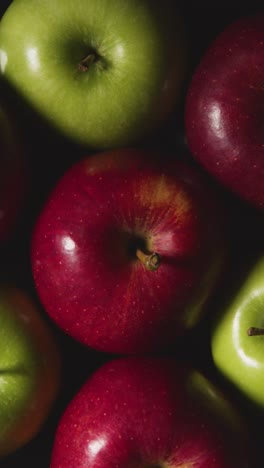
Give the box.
[0,285,61,458]
[211,255,264,408]
[0,0,187,149]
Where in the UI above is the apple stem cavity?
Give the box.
[247,327,264,336]
[78,52,97,72]
[136,249,160,272]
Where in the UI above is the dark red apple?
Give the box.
[0,103,26,243]
[185,15,264,210]
[50,356,252,468]
[31,148,226,354]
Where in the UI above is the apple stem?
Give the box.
[78,53,96,72]
[136,249,160,272]
[247,327,264,336]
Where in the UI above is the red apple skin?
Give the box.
[50,356,251,468]
[31,148,226,354]
[185,15,264,210]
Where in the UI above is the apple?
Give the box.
[31,147,226,354]
[0,285,61,458]
[0,101,26,244]
[211,254,264,409]
[185,14,264,210]
[50,356,252,467]
[0,0,187,149]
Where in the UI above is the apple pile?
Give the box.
[0,1,264,467]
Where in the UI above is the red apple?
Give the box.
[0,102,26,243]
[31,148,226,354]
[185,15,264,210]
[50,356,252,468]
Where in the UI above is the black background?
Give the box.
[1,2,264,467]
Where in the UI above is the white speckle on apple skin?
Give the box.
[26,47,40,72]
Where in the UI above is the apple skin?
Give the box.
[31,148,226,354]
[0,103,26,243]
[50,356,251,468]
[185,15,264,210]
[211,255,264,409]
[0,285,61,458]
[0,0,187,149]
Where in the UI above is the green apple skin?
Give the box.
[0,286,61,458]
[211,256,264,408]
[0,0,187,149]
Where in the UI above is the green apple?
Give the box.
[0,285,61,458]
[211,255,264,408]
[0,0,187,149]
